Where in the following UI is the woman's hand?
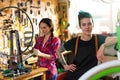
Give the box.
[33,48,40,56]
[37,52,53,60]
[33,48,53,59]
[63,64,76,72]
[96,44,105,62]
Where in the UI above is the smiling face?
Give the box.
[80,18,93,36]
[39,22,51,36]
[39,18,54,36]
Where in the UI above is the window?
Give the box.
[68,0,120,34]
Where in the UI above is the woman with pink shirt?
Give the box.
[33,18,61,80]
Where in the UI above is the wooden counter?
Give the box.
[0,67,48,80]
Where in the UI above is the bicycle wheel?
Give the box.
[79,60,120,80]
[0,6,34,53]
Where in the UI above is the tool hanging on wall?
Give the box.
[3,31,8,49]
[38,10,40,15]
[30,9,32,14]
[38,0,40,5]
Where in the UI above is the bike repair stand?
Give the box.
[2,30,31,78]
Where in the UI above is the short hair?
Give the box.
[78,11,93,26]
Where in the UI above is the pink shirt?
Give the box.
[34,35,61,79]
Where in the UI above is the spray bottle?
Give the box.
[116,22,120,60]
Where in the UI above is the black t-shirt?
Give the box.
[64,34,106,80]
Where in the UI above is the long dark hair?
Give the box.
[39,18,54,37]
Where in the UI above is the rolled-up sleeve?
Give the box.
[51,37,61,60]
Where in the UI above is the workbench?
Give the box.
[0,67,48,80]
